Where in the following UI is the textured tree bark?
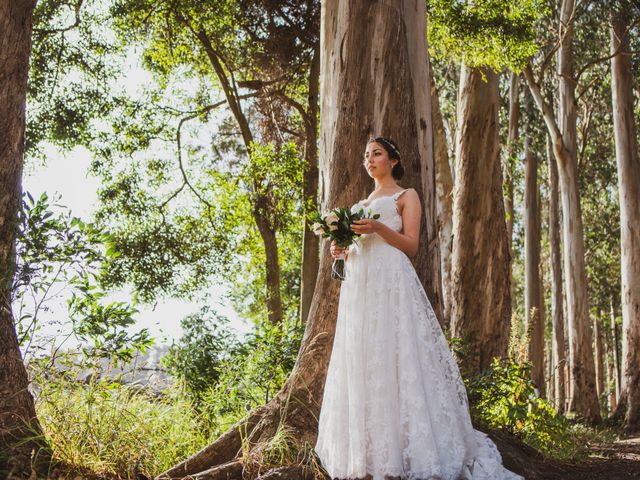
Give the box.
[160,1,441,477]
[523,0,600,422]
[0,0,50,477]
[430,60,454,332]
[450,65,512,375]
[524,137,545,396]
[610,8,640,432]
[548,135,566,413]
[299,43,320,325]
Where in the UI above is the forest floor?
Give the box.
[42,431,640,479]
[493,429,640,480]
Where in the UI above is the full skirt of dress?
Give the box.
[314,229,524,480]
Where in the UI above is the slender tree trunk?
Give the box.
[0,1,50,477]
[195,29,284,325]
[594,313,605,404]
[523,0,600,421]
[611,293,622,403]
[548,135,566,413]
[524,136,545,396]
[505,73,519,252]
[300,43,321,325]
[253,206,283,325]
[160,2,442,477]
[430,60,454,331]
[610,8,640,432]
[547,335,554,403]
[606,331,618,413]
[450,65,511,376]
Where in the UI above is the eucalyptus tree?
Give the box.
[524,136,545,396]
[547,135,567,413]
[0,0,50,476]
[610,3,640,432]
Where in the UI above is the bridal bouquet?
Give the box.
[308,206,380,281]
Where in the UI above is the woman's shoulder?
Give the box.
[396,187,419,200]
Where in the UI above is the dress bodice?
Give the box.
[351,189,408,234]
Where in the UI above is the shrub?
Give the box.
[466,357,584,460]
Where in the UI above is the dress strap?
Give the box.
[393,189,409,200]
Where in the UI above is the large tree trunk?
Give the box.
[524,137,545,396]
[430,60,454,332]
[450,65,511,376]
[0,1,50,477]
[548,135,566,413]
[299,43,321,325]
[610,8,640,433]
[159,2,441,477]
[523,0,600,422]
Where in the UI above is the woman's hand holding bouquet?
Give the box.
[307,206,380,281]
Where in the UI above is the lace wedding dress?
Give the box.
[314,189,524,480]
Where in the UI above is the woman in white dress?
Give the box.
[314,137,524,480]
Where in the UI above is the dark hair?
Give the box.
[367,136,405,180]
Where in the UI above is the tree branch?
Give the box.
[33,0,84,35]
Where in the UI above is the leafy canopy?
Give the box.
[427,0,548,72]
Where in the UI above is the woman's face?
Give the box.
[363,141,397,179]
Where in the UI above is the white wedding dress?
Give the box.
[314,189,524,480]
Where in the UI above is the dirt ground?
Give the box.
[492,429,640,480]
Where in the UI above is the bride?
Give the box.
[314,136,524,480]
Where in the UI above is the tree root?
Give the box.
[157,405,269,479]
[188,460,243,480]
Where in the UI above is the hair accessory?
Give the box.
[375,137,401,159]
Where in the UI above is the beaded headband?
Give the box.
[373,137,401,160]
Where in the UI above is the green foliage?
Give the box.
[28,0,121,156]
[245,141,304,232]
[198,317,303,437]
[467,357,582,460]
[226,142,306,325]
[162,307,238,404]
[13,191,152,364]
[427,0,548,72]
[35,372,210,478]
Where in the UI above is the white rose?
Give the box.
[325,211,339,225]
[312,222,324,235]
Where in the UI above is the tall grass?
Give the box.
[36,376,211,479]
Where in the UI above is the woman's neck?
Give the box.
[373,177,398,191]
